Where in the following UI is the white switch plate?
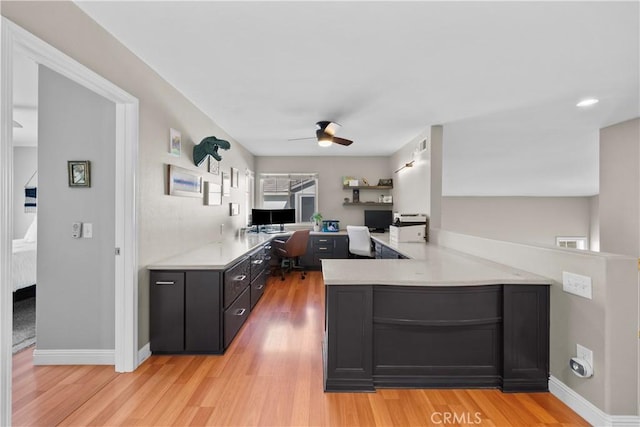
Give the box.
[562,271,592,299]
[83,223,93,238]
[577,344,593,369]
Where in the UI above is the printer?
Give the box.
[389,213,429,243]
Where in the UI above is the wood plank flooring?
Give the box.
[13,271,589,426]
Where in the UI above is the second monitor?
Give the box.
[364,210,393,233]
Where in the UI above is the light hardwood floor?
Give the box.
[13,271,588,426]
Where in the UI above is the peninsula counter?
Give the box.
[321,241,551,393]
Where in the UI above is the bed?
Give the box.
[13,217,37,292]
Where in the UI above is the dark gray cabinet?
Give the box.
[150,242,272,354]
[150,270,222,354]
[300,234,349,268]
[324,283,550,393]
[373,241,408,259]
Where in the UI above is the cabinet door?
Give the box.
[150,271,185,353]
[224,287,251,348]
[298,237,317,267]
[333,235,349,259]
[185,271,222,353]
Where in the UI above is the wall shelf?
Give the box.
[343,185,393,190]
[343,202,393,207]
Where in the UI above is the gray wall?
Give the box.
[255,156,391,228]
[441,196,592,248]
[388,129,430,216]
[3,1,255,350]
[599,118,640,257]
[37,66,116,350]
[12,147,37,239]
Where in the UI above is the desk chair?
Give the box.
[346,225,374,258]
[272,229,311,281]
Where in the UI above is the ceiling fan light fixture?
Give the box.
[318,138,332,147]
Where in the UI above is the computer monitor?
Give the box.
[364,210,393,233]
[270,208,296,225]
[251,209,272,226]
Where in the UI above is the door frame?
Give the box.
[1,17,139,425]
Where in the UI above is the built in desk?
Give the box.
[322,238,551,393]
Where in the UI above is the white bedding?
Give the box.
[12,238,36,292]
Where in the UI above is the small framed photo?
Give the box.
[222,171,231,196]
[169,128,181,157]
[229,202,240,216]
[208,157,220,175]
[204,181,222,206]
[231,167,239,188]
[68,160,91,187]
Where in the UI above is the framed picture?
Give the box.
[229,202,240,216]
[231,167,239,188]
[204,181,222,206]
[222,171,231,196]
[68,160,91,187]
[169,128,181,157]
[208,157,220,175]
[168,164,202,197]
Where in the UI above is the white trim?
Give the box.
[549,375,640,427]
[33,349,115,366]
[138,342,151,366]
[1,18,139,424]
[0,18,15,427]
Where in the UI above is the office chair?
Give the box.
[346,225,374,258]
[272,229,311,281]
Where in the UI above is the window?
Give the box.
[556,236,588,250]
[257,173,318,223]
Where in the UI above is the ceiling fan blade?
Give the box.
[287,136,316,141]
[332,136,353,146]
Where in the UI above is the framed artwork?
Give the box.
[68,160,91,187]
[204,181,222,206]
[231,167,239,188]
[208,157,220,175]
[168,164,202,197]
[229,202,240,216]
[169,128,181,157]
[222,171,231,196]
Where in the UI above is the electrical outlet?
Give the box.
[562,271,592,299]
[577,344,593,369]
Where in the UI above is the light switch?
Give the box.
[83,223,93,238]
[562,271,592,299]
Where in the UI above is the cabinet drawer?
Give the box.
[314,244,334,254]
[224,257,250,308]
[250,270,267,309]
[224,287,251,348]
[374,286,502,324]
[250,251,267,279]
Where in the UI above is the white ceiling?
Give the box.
[74,1,639,196]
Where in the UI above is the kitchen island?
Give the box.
[322,240,551,393]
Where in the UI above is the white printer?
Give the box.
[389,213,429,243]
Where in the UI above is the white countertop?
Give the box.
[147,230,347,270]
[322,234,551,286]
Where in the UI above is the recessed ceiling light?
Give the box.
[576,98,599,108]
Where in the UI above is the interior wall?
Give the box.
[254,156,391,228]
[37,65,116,350]
[599,117,640,257]
[589,195,600,252]
[2,1,255,350]
[441,196,592,248]
[12,147,36,239]
[389,129,430,216]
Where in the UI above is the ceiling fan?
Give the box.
[289,121,354,147]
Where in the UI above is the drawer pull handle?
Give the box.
[252,259,263,265]
[155,281,175,285]
[234,308,246,316]
[256,285,264,290]
[318,247,328,250]
[233,275,247,281]
[318,239,328,242]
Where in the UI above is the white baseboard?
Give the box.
[138,342,151,366]
[549,376,640,427]
[33,348,114,365]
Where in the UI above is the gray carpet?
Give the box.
[13,297,36,354]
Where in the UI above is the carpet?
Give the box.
[13,296,35,354]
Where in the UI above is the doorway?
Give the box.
[1,17,139,426]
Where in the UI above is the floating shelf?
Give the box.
[343,185,393,190]
[343,202,393,206]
